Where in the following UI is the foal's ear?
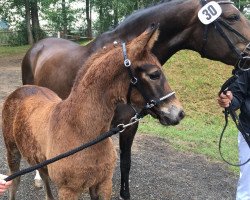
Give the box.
[129,23,160,54]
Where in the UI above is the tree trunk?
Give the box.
[62,0,67,38]
[30,0,41,42]
[113,0,118,27]
[99,1,104,33]
[25,0,34,45]
[86,0,92,38]
[134,0,139,10]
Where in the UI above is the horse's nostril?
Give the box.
[179,110,185,119]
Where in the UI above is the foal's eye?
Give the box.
[148,71,161,80]
[226,14,240,23]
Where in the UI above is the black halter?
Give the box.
[200,0,250,71]
[121,42,175,117]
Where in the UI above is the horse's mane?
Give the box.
[117,0,182,28]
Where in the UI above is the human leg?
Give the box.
[236,132,250,200]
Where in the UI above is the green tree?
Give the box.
[92,0,159,34]
[0,0,45,44]
[233,0,249,12]
[41,0,79,37]
[86,0,92,38]
[25,0,34,44]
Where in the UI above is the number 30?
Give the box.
[202,5,218,20]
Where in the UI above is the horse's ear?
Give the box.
[129,23,160,54]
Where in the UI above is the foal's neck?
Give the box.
[62,48,129,130]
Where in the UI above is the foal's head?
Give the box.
[123,25,185,125]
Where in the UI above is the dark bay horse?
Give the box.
[21,0,250,199]
[3,27,184,200]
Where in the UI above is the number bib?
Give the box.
[198,1,222,25]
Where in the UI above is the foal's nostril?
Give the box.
[179,110,185,120]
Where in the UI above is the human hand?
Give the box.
[217,91,233,108]
[0,174,12,196]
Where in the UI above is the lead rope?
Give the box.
[219,107,250,166]
[218,71,250,166]
[4,126,123,182]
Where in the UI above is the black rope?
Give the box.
[219,108,250,166]
[219,75,238,94]
[218,69,250,166]
[4,126,122,182]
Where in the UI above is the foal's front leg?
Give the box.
[58,187,79,200]
[112,104,139,200]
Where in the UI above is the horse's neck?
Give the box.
[152,0,201,64]
[88,0,200,64]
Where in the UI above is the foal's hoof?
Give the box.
[34,178,43,188]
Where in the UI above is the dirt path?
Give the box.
[0,55,237,200]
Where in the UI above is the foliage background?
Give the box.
[1,0,249,45]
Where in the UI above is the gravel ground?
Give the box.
[0,55,238,200]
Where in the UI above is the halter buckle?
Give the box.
[124,59,131,67]
[146,100,157,109]
[237,56,250,71]
[130,77,138,85]
[243,43,250,54]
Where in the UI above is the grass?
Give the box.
[0,45,240,173]
[0,39,91,58]
[0,45,30,58]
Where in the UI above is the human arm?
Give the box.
[218,71,250,110]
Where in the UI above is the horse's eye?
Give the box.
[226,14,240,22]
[148,71,161,80]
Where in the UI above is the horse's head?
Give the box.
[192,0,250,68]
[124,25,185,125]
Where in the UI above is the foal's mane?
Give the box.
[73,43,123,88]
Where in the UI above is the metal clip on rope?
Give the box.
[117,114,141,133]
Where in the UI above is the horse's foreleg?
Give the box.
[111,104,139,200]
[119,123,138,200]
